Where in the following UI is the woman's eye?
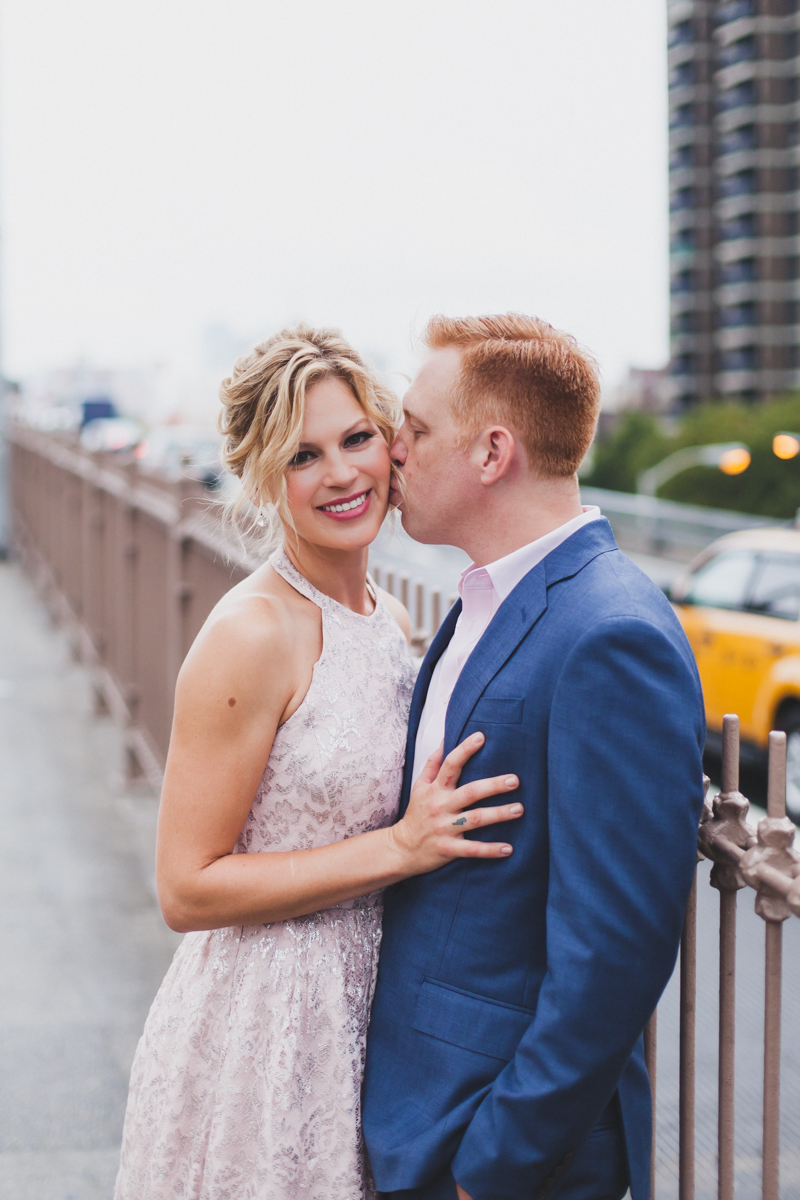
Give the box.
[289,450,316,468]
[344,431,375,448]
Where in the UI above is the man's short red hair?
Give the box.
[423,313,600,478]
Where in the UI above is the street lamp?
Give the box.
[637,442,751,496]
[773,432,800,460]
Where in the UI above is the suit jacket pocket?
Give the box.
[412,978,535,1062]
[470,696,524,724]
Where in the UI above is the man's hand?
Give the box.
[456,1186,474,1200]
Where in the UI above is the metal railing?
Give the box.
[8,424,259,786]
[647,716,800,1200]
[8,424,800,1195]
[580,486,784,564]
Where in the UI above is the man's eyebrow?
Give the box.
[403,404,429,430]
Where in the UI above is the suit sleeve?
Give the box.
[452,615,705,1200]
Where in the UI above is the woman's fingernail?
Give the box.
[500,845,513,855]
[510,803,523,815]
[505,776,518,788]
[473,732,484,742]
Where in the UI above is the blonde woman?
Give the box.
[113,326,522,1200]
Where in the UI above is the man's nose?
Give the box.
[390,434,407,467]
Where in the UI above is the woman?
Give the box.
[114,325,522,1200]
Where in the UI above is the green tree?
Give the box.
[583,394,800,520]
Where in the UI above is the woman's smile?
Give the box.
[316,489,373,520]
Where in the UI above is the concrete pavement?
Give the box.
[0,562,179,1200]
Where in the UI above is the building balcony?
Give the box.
[715,101,800,133]
[670,126,712,153]
[715,324,800,350]
[667,0,700,23]
[716,234,800,262]
[670,293,714,317]
[716,146,800,174]
[715,191,800,221]
[669,43,710,71]
[715,367,800,395]
[715,56,800,93]
[715,13,800,46]
[715,280,800,305]
[670,165,713,189]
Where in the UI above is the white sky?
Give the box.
[0,0,669,407]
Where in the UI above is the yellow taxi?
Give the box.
[669,526,800,819]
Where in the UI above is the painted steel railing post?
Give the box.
[762,732,788,1200]
[644,1011,657,1200]
[679,873,697,1200]
[714,715,751,1200]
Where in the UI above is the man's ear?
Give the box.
[476,426,517,486]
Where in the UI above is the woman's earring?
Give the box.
[255,506,268,528]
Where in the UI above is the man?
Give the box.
[363,314,705,1200]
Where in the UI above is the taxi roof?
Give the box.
[705,525,800,554]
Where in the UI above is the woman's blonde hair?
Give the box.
[218,324,399,540]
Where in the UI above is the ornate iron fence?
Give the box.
[8,424,800,1197]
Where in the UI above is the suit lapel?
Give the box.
[398,598,462,812]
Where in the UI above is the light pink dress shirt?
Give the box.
[410,506,602,785]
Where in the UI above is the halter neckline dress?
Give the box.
[114,546,416,1200]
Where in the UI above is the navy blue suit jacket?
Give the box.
[363,521,705,1200]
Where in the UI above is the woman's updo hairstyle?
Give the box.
[219,324,399,539]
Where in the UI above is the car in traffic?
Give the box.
[668,526,800,820]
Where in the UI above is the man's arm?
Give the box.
[451,615,705,1200]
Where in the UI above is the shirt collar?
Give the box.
[458,506,602,604]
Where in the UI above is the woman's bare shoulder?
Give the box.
[179,569,309,698]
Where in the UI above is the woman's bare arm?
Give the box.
[156,592,521,933]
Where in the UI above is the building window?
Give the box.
[669,21,694,47]
[670,145,694,169]
[720,303,757,326]
[719,170,757,197]
[670,187,695,211]
[674,312,696,333]
[670,62,695,87]
[719,258,756,283]
[717,81,757,111]
[671,270,694,293]
[671,353,695,375]
[718,125,757,154]
[716,0,756,23]
[670,104,694,128]
[671,231,695,253]
[720,347,758,371]
[719,213,758,240]
[717,36,756,68]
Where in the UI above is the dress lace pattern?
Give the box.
[114,547,416,1200]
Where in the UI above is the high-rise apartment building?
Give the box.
[668,0,800,407]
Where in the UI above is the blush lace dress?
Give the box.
[114,547,416,1200]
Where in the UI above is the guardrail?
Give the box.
[8,424,259,786]
[648,716,799,1200]
[580,486,785,564]
[8,425,800,1195]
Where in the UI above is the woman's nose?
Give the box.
[323,456,359,488]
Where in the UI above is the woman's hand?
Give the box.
[389,732,522,877]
